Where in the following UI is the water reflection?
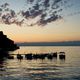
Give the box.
[0,59,4,69]
[0,46,80,80]
[0,57,65,78]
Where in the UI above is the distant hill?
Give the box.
[17,41,80,46]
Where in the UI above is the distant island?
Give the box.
[17,41,80,46]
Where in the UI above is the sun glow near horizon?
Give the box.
[0,20,80,43]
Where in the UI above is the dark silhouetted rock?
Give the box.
[0,31,19,59]
[0,31,19,51]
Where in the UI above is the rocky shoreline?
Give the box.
[0,31,19,59]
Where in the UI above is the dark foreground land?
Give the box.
[0,31,19,59]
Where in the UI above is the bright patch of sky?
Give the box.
[0,0,26,12]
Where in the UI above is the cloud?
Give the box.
[21,0,63,26]
[1,3,9,8]
[0,0,74,27]
[0,3,24,26]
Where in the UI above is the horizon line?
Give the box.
[15,40,80,43]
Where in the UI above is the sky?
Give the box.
[0,0,80,42]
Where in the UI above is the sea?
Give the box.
[0,46,80,80]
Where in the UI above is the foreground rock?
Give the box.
[0,31,19,59]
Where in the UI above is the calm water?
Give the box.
[0,46,80,80]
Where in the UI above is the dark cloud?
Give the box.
[21,0,63,26]
[0,8,2,11]
[1,3,9,8]
[21,11,30,19]
[37,14,62,26]
[27,0,34,3]
[33,4,39,10]
[0,0,74,26]
[0,3,15,25]
[43,0,50,8]
[0,3,24,26]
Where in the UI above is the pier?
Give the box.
[8,52,66,60]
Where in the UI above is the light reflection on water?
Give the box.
[0,46,80,80]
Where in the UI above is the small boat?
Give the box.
[33,54,46,60]
[47,54,53,60]
[25,54,33,60]
[59,52,65,59]
[17,54,23,60]
[53,52,57,58]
